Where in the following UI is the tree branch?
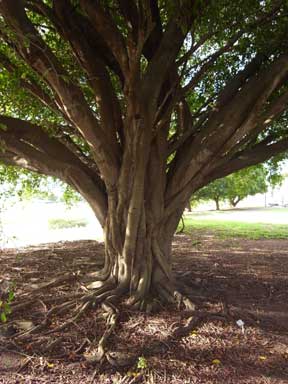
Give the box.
[0,115,90,170]
[182,3,284,96]
[26,0,124,81]
[142,0,163,60]
[207,138,288,183]
[79,0,129,77]
[0,115,108,224]
[165,54,288,214]
[0,0,120,186]
[52,0,123,149]
[116,0,139,45]
[141,21,185,111]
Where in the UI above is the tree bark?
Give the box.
[95,193,176,308]
[215,198,220,211]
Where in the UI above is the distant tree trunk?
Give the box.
[186,201,192,212]
[229,197,241,207]
[177,216,185,234]
[215,198,220,210]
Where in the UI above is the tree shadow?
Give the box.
[1,235,288,383]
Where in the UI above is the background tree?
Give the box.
[0,1,288,340]
[227,167,267,207]
[193,163,283,209]
[193,178,227,210]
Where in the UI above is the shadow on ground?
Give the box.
[0,234,288,383]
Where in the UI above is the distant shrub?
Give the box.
[48,218,88,229]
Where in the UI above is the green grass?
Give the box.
[182,217,288,239]
[48,218,88,230]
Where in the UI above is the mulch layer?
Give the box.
[0,233,288,383]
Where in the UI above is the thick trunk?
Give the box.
[84,108,182,308]
[215,198,220,210]
[99,202,175,308]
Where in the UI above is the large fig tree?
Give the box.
[0,0,288,311]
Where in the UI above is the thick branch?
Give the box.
[0,0,120,186]
[142,0,163,60]
[208,138,288,183]
[52,0,123,149]
[117,0,139,44]
[79,0,129,76]
[165,54,288,216]
[0,115,87,168]
[141,21,185,111]
[26,0,124,81]
[0,116,108,224]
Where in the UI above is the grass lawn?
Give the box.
[182,209,288,239]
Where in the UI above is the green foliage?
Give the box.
[0,164,81,205]
[126,355,149,378]
[0,0,287,214]
[224,166,269,207]
[48,218,88,230]
[192,163,283,209]
[61,185,82,207]
[0,286,15,323]
[137,356,148,370]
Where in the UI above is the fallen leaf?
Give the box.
[259,356,267,361]
[190,330,197,338]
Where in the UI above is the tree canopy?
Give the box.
[0,1,288,346]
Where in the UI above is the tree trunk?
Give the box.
[186,201,192,212]
[95,199,176,308]
[215,198,220,210]
[230,197,241,207]
[85,119,183,308]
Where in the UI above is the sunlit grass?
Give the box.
[182,217,288,239]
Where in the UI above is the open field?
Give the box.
[182,208,288,239]
[1,234,288,383]
[2,205,288,248]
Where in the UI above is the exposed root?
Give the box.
[173,290,196,311]
[11,292,84,312]
[45,300,91,335]
[156,283,196,311]
[172,311,229,337]
[22,273,78,296]
[3,265,200,370]
[4,278,119,346]
[12,318,49,340]
[172,314,204,337]
[126,293,163,313]
[84,300,119,364]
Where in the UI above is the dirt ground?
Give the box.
[0,233,288,384]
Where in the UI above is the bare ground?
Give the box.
[0,233,288,384]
